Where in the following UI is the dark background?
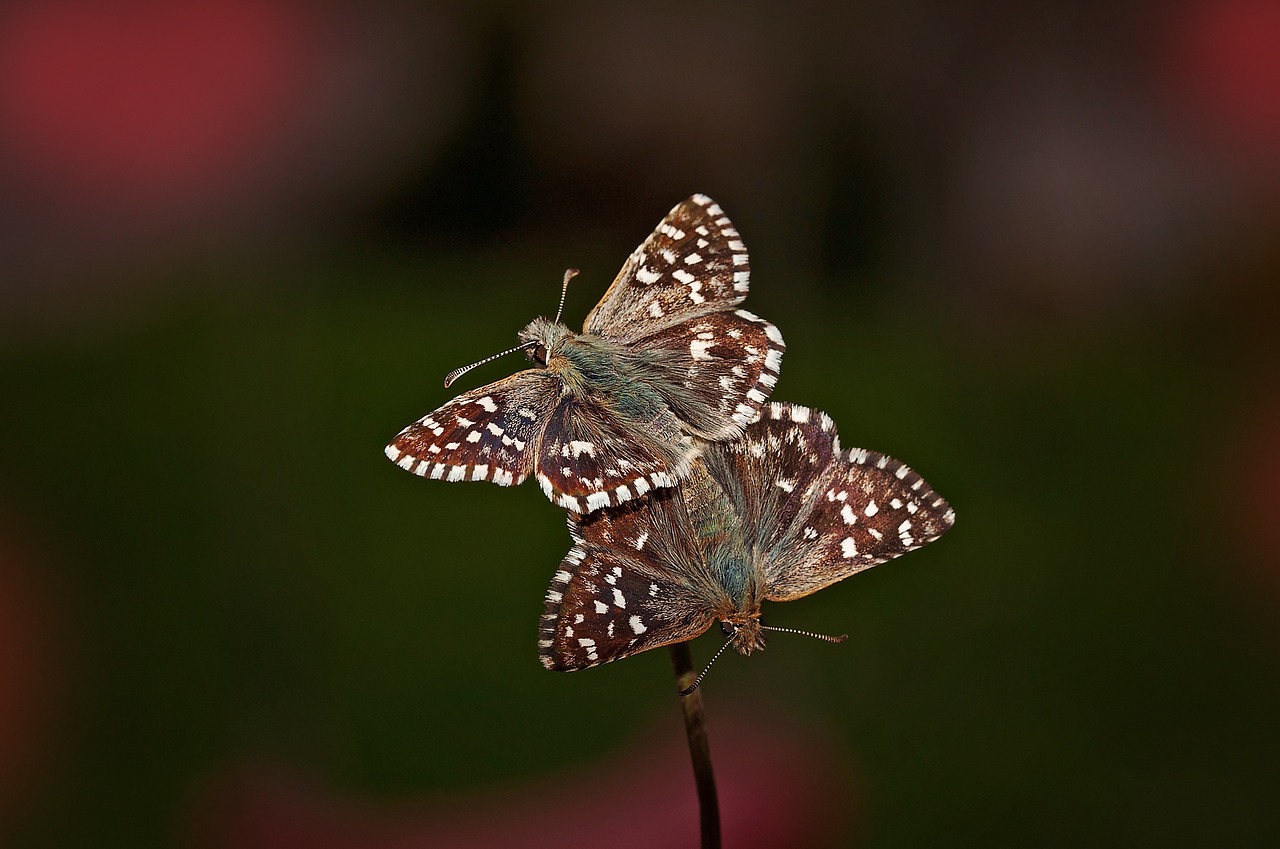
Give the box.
[2,2,1279,847]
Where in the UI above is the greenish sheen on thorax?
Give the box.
[519,317,672,422]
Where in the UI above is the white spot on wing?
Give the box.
[690,338,715,361]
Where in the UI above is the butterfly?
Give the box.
[385,195,784,514]
[537,402,955,673]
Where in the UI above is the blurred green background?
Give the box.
[2,2,1279,847]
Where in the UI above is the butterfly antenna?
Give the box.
[553,268,579,325]
[760,625,849,644]
[441,269,576,388]
[678,634,736,697]
[442,340,537,388]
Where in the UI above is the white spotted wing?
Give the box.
[626,308,784,441]
[585,194,754,343]
[387,195,783,513]
[539,488,718,670]
[750,406,956,602]
[539,402,955,671]
[534,394,697,513]
[385,372,559,486]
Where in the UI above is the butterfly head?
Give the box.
[516,267,583,368]
[441,269,580,388]
[720,616,768,656]
[518,316,574,368]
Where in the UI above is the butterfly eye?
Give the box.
[719,621,736,637]
[528,344,548,366]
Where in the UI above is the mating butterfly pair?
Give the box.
[386,195,953,674]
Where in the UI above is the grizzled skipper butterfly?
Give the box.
[539,403,954,688]
[386,195,784,514]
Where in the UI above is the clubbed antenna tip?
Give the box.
[761,625,848,644]
[554,268,579,325]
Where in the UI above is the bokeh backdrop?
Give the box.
[2,2,1279,847]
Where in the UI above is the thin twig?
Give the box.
[670,641,721,849]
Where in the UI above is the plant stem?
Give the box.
[670,641,721,849]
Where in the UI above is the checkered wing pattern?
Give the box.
[763,428,956,603]
[387,195,782,513]
[702,403,843,555]
[534,395,699,513]
[539,492,718,671]
[584,194,753,343]
[627,309,784,441]
[384,371,560,486]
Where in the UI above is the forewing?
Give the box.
[628,309,784,440]
[764,444,955,602]
[535,395,699,513]
[584,195,751,343]
[539,492,719,671]
[384,370,560,486]
[701,402,841,554]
